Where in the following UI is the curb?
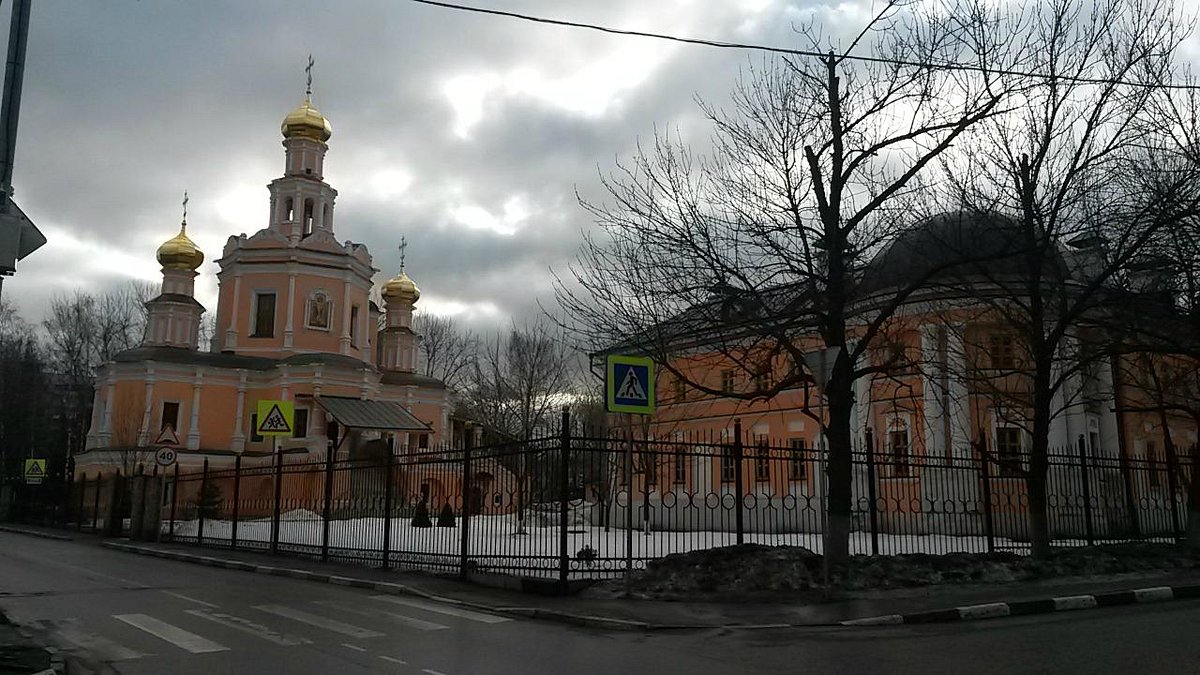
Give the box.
[101,541,670,632]
[0,525,73,542]
[841,584,1200,626]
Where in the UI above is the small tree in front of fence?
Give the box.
[194,480,222,519]
[411,499,432,528]
[437,502,456,527]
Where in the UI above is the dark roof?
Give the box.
[858,210,1067,295]
[314,395,432,431]
[111,346,377,371]
[147,293,206,309]
[380,370,448,389]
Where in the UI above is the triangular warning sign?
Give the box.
[258,404,292,434]
[616,366,647,402]
[25,461,43,477]
[154,424,180,446]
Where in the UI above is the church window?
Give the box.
[995,426,1024,476]
[252,293,276,338]
[306,291,332,330]
[989,334,1016,370]
[788,438,807,481]
[292,408,309,439]
[888,419,910,477]
[303,198,314,236]
[284,198,294,222]
[350,305,360,347]
[160,401,180,432]
[721,369,735,393]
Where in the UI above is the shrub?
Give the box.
[411,500,432,528]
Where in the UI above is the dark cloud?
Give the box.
[0,0,879,331]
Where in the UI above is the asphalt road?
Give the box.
[0,533,1198,674]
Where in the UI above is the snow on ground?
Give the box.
[170,510,1032,576]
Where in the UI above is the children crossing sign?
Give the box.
[23,458,46,485]
[256,399,294,437]
[606,355,655,415]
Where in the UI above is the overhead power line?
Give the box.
[407,0,1200,91]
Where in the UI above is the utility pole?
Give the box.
[0,0,43,302]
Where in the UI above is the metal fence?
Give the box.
[13,416,1196,582]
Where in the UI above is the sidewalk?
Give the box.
[96,534,1200,630]
[4,523,1199,631]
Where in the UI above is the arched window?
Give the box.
[303,199,314,236]
[284,197,294,222]
[306,290,332,330]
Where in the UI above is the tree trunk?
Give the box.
[1027,373,1054,558]
[1188,442,1200,550]
[823,369,855,565]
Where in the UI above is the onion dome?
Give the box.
[156,222,204,271]
[381,270,420,302]
[281,94,332,143]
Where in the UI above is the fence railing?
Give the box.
[20,417,1197,582]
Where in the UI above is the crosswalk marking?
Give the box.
[423,669,450,675]
[47,620,146,662]
[253,604,383,639]
[185,609,311,646]
[162,590,219,608]
[343,643,367,652]
[313,600,449,632]
[113,614,229,654]
[380,655,407,665]
[369,595,511,624]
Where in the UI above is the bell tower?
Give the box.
[268,55,337,244]
[144,192,205,349]
[377,238,420,373]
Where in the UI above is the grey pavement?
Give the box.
[80,530,1200,629]
[1,532,1199,673]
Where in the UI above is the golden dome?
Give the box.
[157,223,204,271]
[281,94,332,142]
[381,270,420,302]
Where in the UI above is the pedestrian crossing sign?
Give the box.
[606,355,655,414]
[23,458,45,485]
[256,400,294,437]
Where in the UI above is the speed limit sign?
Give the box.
[155,447,178,467]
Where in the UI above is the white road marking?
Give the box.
[185,609,311,646]
[380,655,407,665]
[313,600,449,631]
[342,643,368,652]
[369,595,511,624]
[53,621,146,661]
[423,669,450,675]
[113,614,228,654]
[162,590,219,608]
[253,605,383,638]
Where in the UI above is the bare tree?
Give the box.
[556,0,1020,563]
[465,319,578,533]
[936,0,1197,556]
[414,313,476,392]
[0,300,52,478]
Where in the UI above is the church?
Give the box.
[76,77,452,476]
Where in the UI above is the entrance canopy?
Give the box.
[313,395,431,431]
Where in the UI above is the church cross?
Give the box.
[306,54,314,97]
[399,237,407,272]
[182,190,189,229]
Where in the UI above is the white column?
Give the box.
[225,274,242,349]
[137,373,155,446]
[100,380,115,446]
[921,324,947,459]
[232,370,247,452]
[339,277,352,354]
[86,387,103,449]
[945,324,972,463]
[284,270,297,350]
[187,372,203,450]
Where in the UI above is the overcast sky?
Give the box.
[3,1,1198,333]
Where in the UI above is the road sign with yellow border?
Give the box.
[255,399,294,437]
[23,458,46,485]
[606,355,655,414]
